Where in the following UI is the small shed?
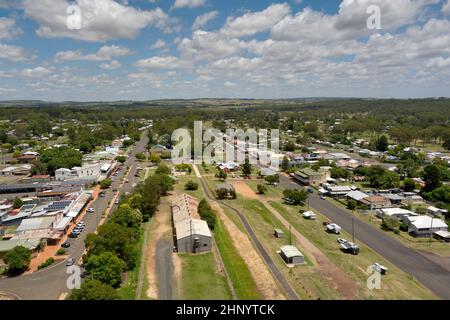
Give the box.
[274,229,284,238]
[280,245,304,265]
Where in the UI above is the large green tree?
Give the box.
[4,246,32,275]
[85,252,126,288]
[423,165,442,192]
[69,279,119,300]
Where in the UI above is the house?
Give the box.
[376,208,417,221]
[0,238,41,260]
[383,193,405,206]
[324,185,353,198]
[175,218,212,254]
[325,153,351,161]
[346,190,369,202]
[55,163,102,182]
[279,245,305,265]
[149,144,171,158]
[294,168,329,187]
[434,230,450,243]
[17,154,38,164]
[359,195,391,210]
[259,167,278,178]
[427,206,449,219]
[401,192,424,205]
[216,162,240,172]
[404,216,448,238]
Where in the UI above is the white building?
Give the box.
[376,208,417,221]
[404,216,448,238]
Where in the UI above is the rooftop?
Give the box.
[280,245,304,258]
[175,218,211,240]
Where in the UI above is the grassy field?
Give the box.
[178,252,232,300]
[246,179,284,198]
[268,200,438,300]
[330,198,450,257]
[228,197,341,300]
[214,217,261,300]
[117,227,146,300]
[173,174,205,200]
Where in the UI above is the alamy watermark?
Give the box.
[367,5,382,30]
[66,265,81,290]
[172,121,280,168]
[366,265,382,290]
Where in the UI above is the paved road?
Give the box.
[193,165,299,300]
[0,133,149,300]
[156,238,173,300]
[279,174,450,300]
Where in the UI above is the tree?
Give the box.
[40,147,82,175]
[242,158,252,177]
[100,179,112,190]
[135,152,146,161]
[403,178,416,192]
[366,166,400,188]
[110,205,143,230]
[85,223,139,270]
[281,157,290,172]
[347,200,357,211]
[423,165,442,192]
[283,189,309,206]
[257,184,268,195]
[155,163,170,175]
[184,180,199,191]
[265,175,280,185]
[4,246,31,275]
[85,252,126,288]
[382,216,401,232]
[69,279,119,300]
[216,169,228,181]
[12,197,23,209]
[198,199,217,230]
[115,156,126,164]
[30,160,48,176]
[375,135,389,152]
[149,155,161,165]
[141,176,163,221]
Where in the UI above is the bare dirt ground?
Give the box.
[262,199,359,300]
[211,202,286,300]
[146,196,173,300]
[231,181,258,199]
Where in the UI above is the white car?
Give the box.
[87,208,95,213]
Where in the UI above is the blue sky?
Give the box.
[0,0,449,101]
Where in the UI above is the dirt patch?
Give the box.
[231,181,258,199]
[212,202,286,300]
[262,199,359,300]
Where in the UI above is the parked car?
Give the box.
[69,232,78,238]
[326,223,342,234]
[372,263,388,275]
[99,192,106,198]
[320,196,326,200]
[66,258,75,267]
[338,238,360,255]
[61,241,71,248]
[87,208,95,213]
[302,211,317,220]
[307,188,314,193]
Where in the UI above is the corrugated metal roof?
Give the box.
[280,245,303,258]
[175,218,211,240]
[15,216,55,232]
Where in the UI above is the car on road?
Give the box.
[99,192,106,197]
[66,258,76,267]
[61,241,71,248]
[307,188,314,193]
[320,195,326,200]
[115,199,120,205]
[69,232,79,238]
[87,208,95,213]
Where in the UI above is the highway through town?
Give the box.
[0,133,149,300]
[279,174,450,300]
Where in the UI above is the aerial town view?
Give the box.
[0,0,449,313]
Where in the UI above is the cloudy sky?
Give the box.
[0,0,449,101]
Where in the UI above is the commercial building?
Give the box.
[293,168,329,187]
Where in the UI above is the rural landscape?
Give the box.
[0,0,449,306]
[0,99,449,301]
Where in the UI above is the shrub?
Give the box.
[56,249,66,255]
[198,199,217,230]
[38,257,55,270]
[257,184,268,195]
[185,180,199,191]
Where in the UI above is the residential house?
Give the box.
[404,216,448,238]
[359,195,391,210]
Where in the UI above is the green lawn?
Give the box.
[173,174,205,200]
[214,218,261,300]
[179,252,232,300]
[268,200,438,300]
[117,227,146,300]
[229,197,339,300]
[246,179,284,198]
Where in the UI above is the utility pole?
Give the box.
[289,225,292,246]
[352,217,355,244]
